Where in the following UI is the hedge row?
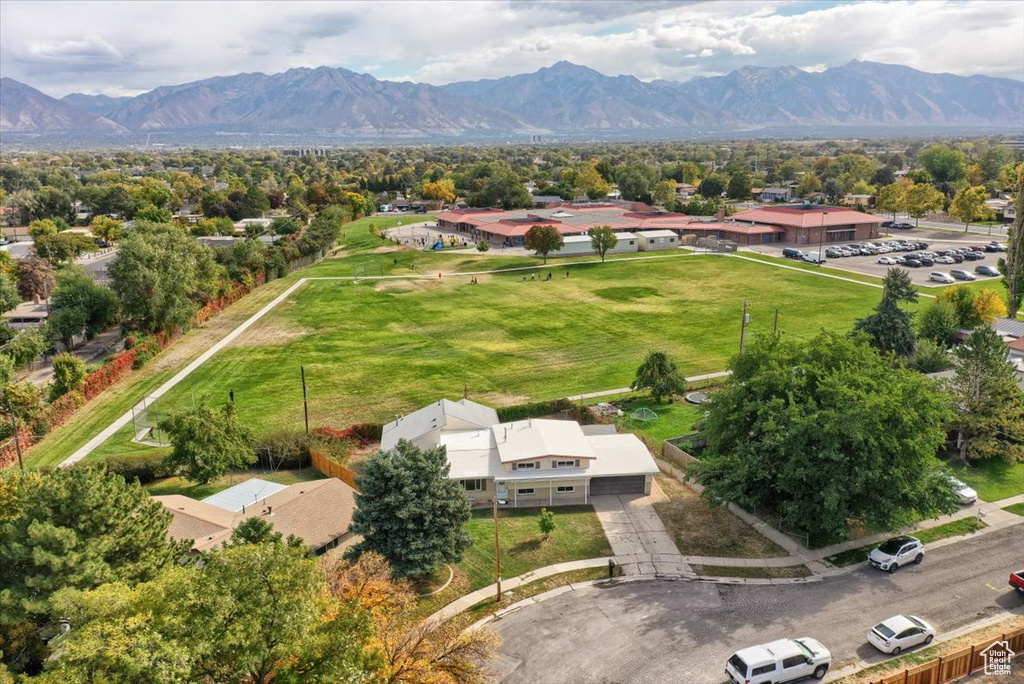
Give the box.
[496,397,596,425]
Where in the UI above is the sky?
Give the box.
[1,0,1022,98]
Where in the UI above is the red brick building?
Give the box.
[731,204,881,245]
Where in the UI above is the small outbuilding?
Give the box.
[636,229,679,251]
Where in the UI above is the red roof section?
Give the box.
[731,206,882,229]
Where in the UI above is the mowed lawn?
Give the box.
[103,255,883,445]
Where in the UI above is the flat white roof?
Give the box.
[201,478,288,512]
[636,229,678,238]
[495,419,596,463]
[562,235,594,243]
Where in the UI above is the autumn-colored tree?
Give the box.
[327,552,500,684]
[524,224,564,264]
[904,183,944,226]
[422,179,457,204]
[16,256,56,303]
[948,186,992,231]
[90,215,123,244]
[972,288,1008,322]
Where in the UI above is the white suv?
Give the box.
[726,638,831,684]
[868,536,924,573]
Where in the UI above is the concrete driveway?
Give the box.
[591,487,690,576]
[490,525,1024,684]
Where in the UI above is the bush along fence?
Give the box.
[307,423,383,490]
[497,397,597,425]
[870,626,1024,684]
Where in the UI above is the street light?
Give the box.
[817,210,829,262]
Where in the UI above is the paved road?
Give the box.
[490,526,1024,684]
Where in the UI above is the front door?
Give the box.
[496,482,508,502]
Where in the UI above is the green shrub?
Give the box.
[131,335,161,369]
[476,240,490,252]
[49,352,87,401]
[101,453,175,484]
[255,430,309,469]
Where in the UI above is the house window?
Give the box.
[517,488,535,495]
[460,479,486,492]
[515,462,538,470]
[556,486,575,493]
[554,460,578,468]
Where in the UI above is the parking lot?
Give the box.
[745,231,1006,287]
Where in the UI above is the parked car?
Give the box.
[970,245,987,252]
[948,253,964,263]
[1010,570,1024,596]
[802,252,826,264]
[782,248,804,260]
[893,222,914,230]
[868,536,924,572]
[726,638,832,684]
[825,248,844,258]
[950,269,976,281]
[963,251,985,261]
[878,256,898,265]
[918,257,935,267]
[881,220,894,228]
[946,475,978,504]
[867,615,935,655]
[934,256,955,265]
[976,265,1001,276]
[914,241,930,249]
[903,258,923,268]
[929,272,955,284]
[986,242,1007,252]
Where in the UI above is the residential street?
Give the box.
[490,526,1024,684]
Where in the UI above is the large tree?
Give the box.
[726,171,753,200]
[47,265,120,349]
[854,267,918,356]
[524,224,563,264]
[698,174,727,199]
[1000,164,1024,317]
[0,467,185,672]
[587,225,618,262]
[904,183,944,226]
[42,544,375,684]
[875,180,909,220]
[346,441,473,578]
[948,186,991,231]
[327,552,499,684]
[630,351,685,403]
[948,326,1024,463]
[160,401,255,484]
[108,222,223,332]
[917,145,968,186]
[16,256,56,303]
[691,332,958,542]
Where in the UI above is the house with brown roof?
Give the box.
[155,477,357,554]
[731,203,882,245]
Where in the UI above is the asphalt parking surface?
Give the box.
[748,231,1006,287]
[490,526,1024,684]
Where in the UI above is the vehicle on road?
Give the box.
[726,638,831,684]
[1010,570,1024,596]
[950,269,976,281]
[946,475,978,504]
[976,265,1001,276]
[869,536,924,572]
[783,248,804,260]
[867,615,935,655]
[881,220,894,228]
[929,272,955,284]
[892,222,914,230]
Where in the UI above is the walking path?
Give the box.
[566,371,731,402]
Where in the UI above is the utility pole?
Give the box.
[493,495,502,602]
[773,308,779,334]
[3,389,24,471]
[739,301,750,353]
[301,366,310,435]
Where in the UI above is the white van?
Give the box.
[726,638,831,684]
[929,271,955,284]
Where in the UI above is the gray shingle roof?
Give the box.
[381,398,499,451]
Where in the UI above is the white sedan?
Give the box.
[878,256,898,265]
[868,615,935,655]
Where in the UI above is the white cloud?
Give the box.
[0,0,1020,98]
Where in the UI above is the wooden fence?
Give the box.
[662,440,700,469]
[309,448,360,491]
[871,626,1024,684]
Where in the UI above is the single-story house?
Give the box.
[155,477,357,554]
[382,399,659,507]
[555,233,640,256]
[636,229,679,251]
[756,187,793,202]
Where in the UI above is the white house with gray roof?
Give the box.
[382,399,659,507]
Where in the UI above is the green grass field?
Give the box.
[947,459,1024,502]
[83,253,886,457]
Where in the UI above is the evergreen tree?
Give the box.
[949,326,1024,463]
[631,351,685,403]
[854,268,918,356]
[346,441,472,578]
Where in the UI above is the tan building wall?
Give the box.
[458,477,592,508]
[504,457,592,473]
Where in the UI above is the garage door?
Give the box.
[589,476,646,496]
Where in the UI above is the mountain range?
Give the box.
[2,60,1022,139]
